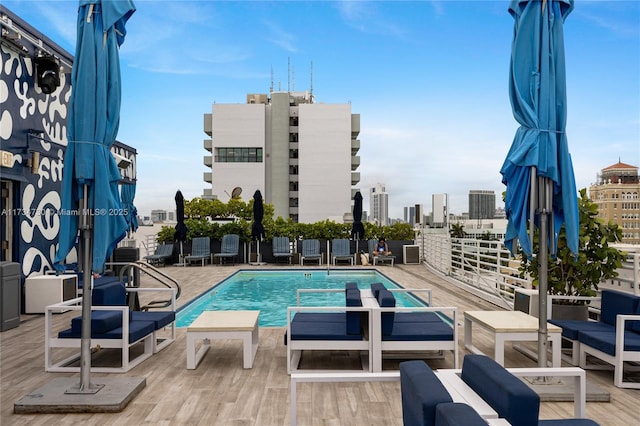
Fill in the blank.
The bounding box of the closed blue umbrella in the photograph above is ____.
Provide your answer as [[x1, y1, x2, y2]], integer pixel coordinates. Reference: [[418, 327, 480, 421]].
[[121, 183, 138, 236], [54, 0, 135, 392], [351, 191, 365, 240], [500, 0, 578, 367]]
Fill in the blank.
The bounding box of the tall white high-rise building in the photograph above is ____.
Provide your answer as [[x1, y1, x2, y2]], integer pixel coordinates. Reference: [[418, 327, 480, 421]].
[[369, 183, 389, 226], [202, 91, 361, 223]]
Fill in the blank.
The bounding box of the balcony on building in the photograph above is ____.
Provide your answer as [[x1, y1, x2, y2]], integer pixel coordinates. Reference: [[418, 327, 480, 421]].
[[351, 156, 360, 170], [351, 138, 360, 155], [203, 155, 212, 167], [203, 172, 212, 183], [203, 113, 212, 136], [202, 188, 213, 199], [351, 172, 360, 186], [204, 139, 212, 152], [351, 114, 360, 138]]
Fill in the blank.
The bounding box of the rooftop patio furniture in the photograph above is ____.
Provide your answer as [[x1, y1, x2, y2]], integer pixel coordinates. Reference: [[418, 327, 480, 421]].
[[371, 287, 458, 371], [401, 355, 597, 426], [286, 285, 371, 373], [300, 239, 322, 265], [272, 236, 292, 264], [212, 234, 239, 265], [143, 243, 174, 267], [368, 238, 395, 266], [331, 238, 354, 265], [549, 289, 640, 389], [185, 236, 212, 266], [45, 280, 176, 373]]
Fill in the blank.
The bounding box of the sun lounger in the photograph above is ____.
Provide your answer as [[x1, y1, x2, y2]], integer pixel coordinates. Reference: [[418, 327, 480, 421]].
[[272, 236, 292, 264], [331, 238, 354, 265], [213, 234, 240, 265], [143, 243, 174, 266], [185, 236, 212, 266], [300, 239, 322, 265]]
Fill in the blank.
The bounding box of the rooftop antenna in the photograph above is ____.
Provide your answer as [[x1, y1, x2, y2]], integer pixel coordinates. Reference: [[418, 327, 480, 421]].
[[310, 60, 313, 97], [287, 57, 290, 92], [270, 65, 274, 93], [292, 63, 295, 91]]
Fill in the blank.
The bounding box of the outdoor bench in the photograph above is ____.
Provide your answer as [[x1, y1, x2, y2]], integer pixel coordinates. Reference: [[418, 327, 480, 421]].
[[45, 280, 175, 373], [401, 355, 598, 426], [549, 289, 640, 388]]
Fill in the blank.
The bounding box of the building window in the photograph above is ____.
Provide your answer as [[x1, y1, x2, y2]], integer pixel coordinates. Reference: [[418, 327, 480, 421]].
[[215, 148, 263, 163]]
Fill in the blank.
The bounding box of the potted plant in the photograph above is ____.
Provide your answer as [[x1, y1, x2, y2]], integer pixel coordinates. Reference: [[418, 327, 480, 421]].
[[519, 188, 626, 320]]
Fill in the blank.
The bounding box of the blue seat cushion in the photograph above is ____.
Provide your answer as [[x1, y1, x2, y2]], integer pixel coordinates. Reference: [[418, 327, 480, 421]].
[[461, 354, 540, 426], [377, 289, 396, 335], [289, 320, 361, 341], [291, 312, 346, 323], [548, 319, 613, 341], [59, 320, 156, 344], [632, 302, 640, 333], [600, 290, 639, 329], [130, 311, 175, 330], [435, 402, 486, 426], [400, 360, 453, 426], [577, 329, 640, 356], [384, 320, 454, 342], [70, 310, 122, 334], [538, 419, 600, 425], [395, 312, 444, 323]]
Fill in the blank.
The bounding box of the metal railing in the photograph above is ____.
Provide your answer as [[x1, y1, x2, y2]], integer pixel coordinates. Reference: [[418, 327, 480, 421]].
[[415, 230, 640, 310]]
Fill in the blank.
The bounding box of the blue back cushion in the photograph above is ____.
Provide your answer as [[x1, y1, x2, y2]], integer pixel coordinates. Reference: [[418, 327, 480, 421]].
[[92, 281, 127, 306], [632, 301, 640, 333], [461, 355, 539, 426], [435, 403, 487, 426], [377, 289, 396, 335], [601, 290, 639, 329], [345, 282, 358, 292], [371, 282, 386, 299], [400, 360, 452, 426], [345, 288, 362, 335]]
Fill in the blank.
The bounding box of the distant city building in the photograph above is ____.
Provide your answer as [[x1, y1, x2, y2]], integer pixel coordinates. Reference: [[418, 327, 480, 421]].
[[589, 161, 640, 245], [432, 194, 448, 228], [468, 190, 495, 220], [202, 90, 361, 223], [151, 209, 168, 222], [404, 206, 415, 226], [369, 183, 388, 226]]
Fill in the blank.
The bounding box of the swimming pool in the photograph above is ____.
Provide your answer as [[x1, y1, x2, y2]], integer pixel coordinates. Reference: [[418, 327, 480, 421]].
[[176, 269, 426, 327]]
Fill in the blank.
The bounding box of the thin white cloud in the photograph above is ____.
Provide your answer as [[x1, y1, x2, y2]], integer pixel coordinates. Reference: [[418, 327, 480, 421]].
[[263, 20, 298, 53]]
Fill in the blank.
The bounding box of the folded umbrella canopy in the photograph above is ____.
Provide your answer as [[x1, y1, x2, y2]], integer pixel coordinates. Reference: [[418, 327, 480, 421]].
[[120, 183, 138, 237], [251, 190, 265, 263], [350, 191, 365, 240], [54, 0, 135, 392], [500, 0, 579, 368]]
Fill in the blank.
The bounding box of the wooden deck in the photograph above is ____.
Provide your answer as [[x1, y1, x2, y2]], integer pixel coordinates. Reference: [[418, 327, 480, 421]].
[[1, 263, 638, 425]]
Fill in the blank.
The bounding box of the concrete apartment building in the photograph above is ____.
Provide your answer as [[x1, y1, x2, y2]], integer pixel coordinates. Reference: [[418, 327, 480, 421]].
[[202, 91, 361, 223], [589, 161, 640, 245], [369, 183, 389, 226], [468, 190, 496, 220]]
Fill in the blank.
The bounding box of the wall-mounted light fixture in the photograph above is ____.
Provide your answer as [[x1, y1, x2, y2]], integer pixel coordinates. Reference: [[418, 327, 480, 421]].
[[29, 151, 40, 174], [34, 54, 60, 94]]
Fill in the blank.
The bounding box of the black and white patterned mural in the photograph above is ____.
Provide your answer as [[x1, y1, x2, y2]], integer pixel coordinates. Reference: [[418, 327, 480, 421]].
[[1, 7, 136, 278]]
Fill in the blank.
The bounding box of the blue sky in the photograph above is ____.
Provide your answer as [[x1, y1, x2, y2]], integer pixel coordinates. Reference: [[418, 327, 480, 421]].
[[4, 0, 639, 219]]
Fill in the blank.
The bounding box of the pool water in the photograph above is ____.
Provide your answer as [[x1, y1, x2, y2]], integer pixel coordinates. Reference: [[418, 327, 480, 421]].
[[176, 269, 426, 327]]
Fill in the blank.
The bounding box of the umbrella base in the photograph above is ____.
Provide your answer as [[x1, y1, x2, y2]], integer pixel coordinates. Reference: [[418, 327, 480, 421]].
[[14, 377, 146, 413]]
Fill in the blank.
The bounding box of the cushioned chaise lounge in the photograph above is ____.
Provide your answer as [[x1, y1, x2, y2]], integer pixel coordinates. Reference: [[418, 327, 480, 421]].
[[286, 284, 370, 373], [143, 243, 174, 266], [331, 238, 354, 265], [300, 239, 322, 265]]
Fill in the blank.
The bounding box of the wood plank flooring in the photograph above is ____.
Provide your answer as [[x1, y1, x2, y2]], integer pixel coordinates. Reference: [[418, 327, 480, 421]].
[[1, 264, 638, 425]]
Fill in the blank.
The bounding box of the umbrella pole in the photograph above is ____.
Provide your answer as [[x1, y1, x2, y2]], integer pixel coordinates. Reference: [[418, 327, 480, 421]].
[[537, 176, 553, 368], [67, 185, 103, 394]]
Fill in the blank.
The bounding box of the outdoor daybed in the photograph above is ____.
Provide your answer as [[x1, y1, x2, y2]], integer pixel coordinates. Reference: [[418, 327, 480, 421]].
[[400, 355, 598, 426], [45, 280, 175, 373], [548, 289, 640, 388], [285, 283, 371, 373]]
